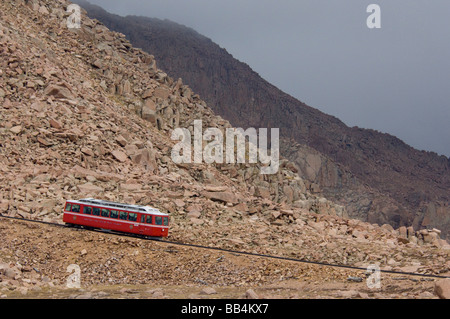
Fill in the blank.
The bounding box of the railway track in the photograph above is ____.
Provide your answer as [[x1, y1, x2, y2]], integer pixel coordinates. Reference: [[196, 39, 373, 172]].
[[1, 213, 449, 280]]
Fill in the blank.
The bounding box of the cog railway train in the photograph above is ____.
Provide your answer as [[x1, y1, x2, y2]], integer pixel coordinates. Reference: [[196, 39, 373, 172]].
[[63, 198, 169, 238]]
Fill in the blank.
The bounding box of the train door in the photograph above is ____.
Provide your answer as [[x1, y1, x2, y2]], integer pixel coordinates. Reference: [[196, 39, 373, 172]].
[[138, 214, 146, 236]]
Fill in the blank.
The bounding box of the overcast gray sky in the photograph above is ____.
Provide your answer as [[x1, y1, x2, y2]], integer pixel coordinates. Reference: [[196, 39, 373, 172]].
[[85, 0, 450, 157]]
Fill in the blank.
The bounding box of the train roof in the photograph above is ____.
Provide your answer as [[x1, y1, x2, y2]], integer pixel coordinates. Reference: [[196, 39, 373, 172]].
[[67, 198, 168, 216]]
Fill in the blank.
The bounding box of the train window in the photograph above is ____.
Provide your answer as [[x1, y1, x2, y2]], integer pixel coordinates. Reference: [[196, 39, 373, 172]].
[[146, 215, 152, 224], [128, 213, 137, 222], [71, 205, 80, 213], [101, 208, 109, 217], [163, 217, 169, 226], [65, 203, 71, 211], [110, 210, 118, 219], [141, 215, 146, 223], [92, 207, 100, 216], [155, 216, 162, 225], [83, 206, 92, 215], [119, 211, 128, 220]]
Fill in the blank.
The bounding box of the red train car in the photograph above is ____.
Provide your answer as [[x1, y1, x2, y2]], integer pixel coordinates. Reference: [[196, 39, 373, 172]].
[[63, 198, 169, 238]]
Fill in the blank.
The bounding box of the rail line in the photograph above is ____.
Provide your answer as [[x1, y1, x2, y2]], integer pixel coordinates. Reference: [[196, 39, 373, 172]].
[[1, 214, 449, 280]]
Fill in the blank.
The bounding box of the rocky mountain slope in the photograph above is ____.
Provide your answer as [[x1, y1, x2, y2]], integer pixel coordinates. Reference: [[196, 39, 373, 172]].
[[0, 0, 449, 299], [73, 0, 450, 240]]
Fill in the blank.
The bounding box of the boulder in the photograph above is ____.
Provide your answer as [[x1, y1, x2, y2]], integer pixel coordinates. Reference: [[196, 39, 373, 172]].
[[131, 148, 157, 172], [202, 191, 239, 205], [398, 226, 407, 238], [255, 186, 271, 198], [200, 288, 217, 295], [119, 184, 142, 192], [0, 200, 9, 213], [272, 211, 281, 219], [142, 105, 157, 124], [122, 80, 132, 95], [44, 84, 74, 100], [244, 289, 259, 299], [49, 118, 63, 129], [381, 224, 395, 233], [407, 226, 415, 239], [0, 263, 18, 280], [204, 185, 228, 192], [435, 279, 450, 299], [115, 135, 128, 147], [422, 231, 440, 245], [153, 87, 170, 100], [38, 6, 49, 15], [77, 183, 104, 194], [10, 126, 22, 134], [111, 150, 128, 163]]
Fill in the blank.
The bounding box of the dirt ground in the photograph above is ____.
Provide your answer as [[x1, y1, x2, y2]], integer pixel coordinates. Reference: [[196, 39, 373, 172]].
[[0, 218, 441, 299]]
